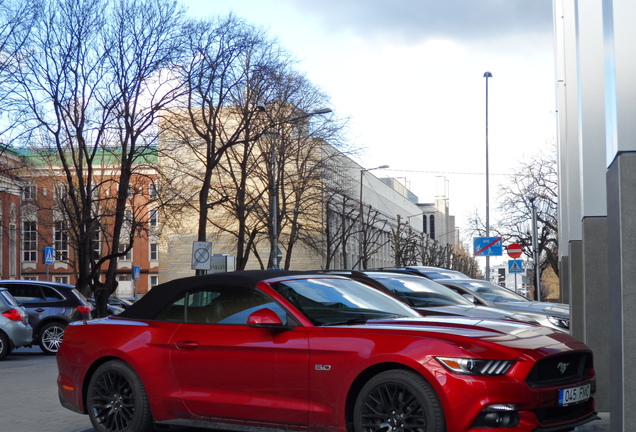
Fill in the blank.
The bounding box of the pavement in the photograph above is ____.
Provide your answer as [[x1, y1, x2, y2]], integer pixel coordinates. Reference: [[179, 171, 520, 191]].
[[575, 412, 610, 431]]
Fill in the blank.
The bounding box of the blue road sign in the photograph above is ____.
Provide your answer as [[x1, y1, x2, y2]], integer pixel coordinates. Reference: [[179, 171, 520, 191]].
[[508, 259, 523, 273], [473, 237, 503, 256], [44, 247, 55, 265], [132, 265, 141, 280]]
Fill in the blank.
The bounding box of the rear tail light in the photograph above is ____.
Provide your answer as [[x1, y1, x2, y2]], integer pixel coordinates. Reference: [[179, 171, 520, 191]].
[[77, 305, 92, 315], [2, 308, 24, 321]]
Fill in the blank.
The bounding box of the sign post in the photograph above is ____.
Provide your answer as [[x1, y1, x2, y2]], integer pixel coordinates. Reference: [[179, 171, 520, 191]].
[[506, 243, 523, 293], [43, 247, 55, 281], [191, 241, 212, 273]]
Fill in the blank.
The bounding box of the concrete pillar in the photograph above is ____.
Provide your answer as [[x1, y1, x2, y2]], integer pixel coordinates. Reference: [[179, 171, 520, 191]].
[[581, 217, 610, 411], [607, 153, 636, 431], [568, 240, 583, 339]]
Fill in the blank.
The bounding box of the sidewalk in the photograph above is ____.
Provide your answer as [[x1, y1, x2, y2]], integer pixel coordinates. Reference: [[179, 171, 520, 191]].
[[575, 412, 610, 431]]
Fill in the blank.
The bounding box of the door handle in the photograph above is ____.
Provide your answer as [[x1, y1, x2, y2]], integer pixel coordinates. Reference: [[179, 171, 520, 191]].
[[175, 340, 200, 349]]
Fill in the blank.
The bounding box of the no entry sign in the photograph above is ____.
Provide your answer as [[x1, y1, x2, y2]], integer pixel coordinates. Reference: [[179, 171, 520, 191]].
[[507, 243, 523, 259]]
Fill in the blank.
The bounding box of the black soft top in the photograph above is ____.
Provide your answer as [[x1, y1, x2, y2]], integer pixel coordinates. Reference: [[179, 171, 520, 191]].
[[117, 270, 312, 320]]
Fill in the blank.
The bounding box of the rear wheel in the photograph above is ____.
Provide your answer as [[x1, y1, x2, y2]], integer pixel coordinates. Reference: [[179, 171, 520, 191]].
[[354, 369, 445, 432], [38, 321, 66, 354], [87, 360, 153, 432], [0, 332, 11, 360]]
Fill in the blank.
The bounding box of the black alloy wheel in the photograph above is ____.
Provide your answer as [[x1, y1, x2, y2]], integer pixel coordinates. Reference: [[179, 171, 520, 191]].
[[38, 321, 66, 354], [87, 360, 153, 432], [354, 369, 445, 432]]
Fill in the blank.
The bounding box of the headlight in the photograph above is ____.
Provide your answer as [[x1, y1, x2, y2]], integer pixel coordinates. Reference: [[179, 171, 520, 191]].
[[436, 357, 514, 376], [547, 315, 570, 329]]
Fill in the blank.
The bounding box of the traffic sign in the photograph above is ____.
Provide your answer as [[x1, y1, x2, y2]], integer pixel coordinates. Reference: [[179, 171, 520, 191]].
[[43, 247, 55, 265], [473, 237, 502, 256], [132, 265, 140, 280], [191, 241, 212, 270], [508, 259, 523, 273], [506, 243, 523, 259]]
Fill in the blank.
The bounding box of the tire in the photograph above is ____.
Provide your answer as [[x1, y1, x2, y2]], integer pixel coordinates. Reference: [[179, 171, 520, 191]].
[[87, 360, 153, 432], [353, 369, 445, 432], [0, 332, 11, 360], [38, 321, 66, 355]]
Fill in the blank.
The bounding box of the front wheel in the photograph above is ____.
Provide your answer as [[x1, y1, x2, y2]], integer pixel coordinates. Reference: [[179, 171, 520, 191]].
[[353, 369, 445, 432], [38, 321, 67, 354], [87, 360, 153, 432]]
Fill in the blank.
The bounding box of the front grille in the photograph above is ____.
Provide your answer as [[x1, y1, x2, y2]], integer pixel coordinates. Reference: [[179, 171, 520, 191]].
[[526, 352, 593, 387]]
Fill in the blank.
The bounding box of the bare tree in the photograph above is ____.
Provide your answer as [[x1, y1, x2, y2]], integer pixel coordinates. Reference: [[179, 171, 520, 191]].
[[469, 144, 558, 294], [5, 0, 186, 316], [159, 15, 279, 272]]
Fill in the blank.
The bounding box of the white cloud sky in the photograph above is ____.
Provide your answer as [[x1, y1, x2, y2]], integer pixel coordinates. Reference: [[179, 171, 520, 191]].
[[179, 0, 557, 238]]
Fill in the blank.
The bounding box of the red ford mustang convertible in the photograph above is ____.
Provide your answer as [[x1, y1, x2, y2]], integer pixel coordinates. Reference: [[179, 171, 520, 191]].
[[57, 271, 597, 432]]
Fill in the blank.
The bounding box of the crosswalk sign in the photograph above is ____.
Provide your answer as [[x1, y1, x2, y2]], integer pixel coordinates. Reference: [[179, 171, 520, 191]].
[[508, 259, 523, 273], [44, 247, 55, 265]]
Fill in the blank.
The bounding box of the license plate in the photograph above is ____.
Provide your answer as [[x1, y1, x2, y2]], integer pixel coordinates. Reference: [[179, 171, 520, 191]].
[[558, 384, 591, 406]]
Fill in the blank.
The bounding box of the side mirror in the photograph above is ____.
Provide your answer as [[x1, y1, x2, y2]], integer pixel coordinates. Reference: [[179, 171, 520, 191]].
[[247, 308, 287, 328]]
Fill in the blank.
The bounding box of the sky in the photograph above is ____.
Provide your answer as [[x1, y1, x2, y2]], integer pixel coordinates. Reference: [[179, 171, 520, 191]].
[[179, 0, 557, 242]]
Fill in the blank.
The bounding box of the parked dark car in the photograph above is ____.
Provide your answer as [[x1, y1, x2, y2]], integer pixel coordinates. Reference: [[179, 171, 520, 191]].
[[57, 271, 596, 432], [440, 278, 571, 332], [325, 270, 538, 323], [372, 265, 471, 280], [0, 287, 33, 359], [0, 280, 92, 354], [86, 298, 125, 316], [106, 297, 137, 309]]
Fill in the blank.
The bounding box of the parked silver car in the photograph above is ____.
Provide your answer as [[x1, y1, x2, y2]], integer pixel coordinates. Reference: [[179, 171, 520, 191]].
[[0, 288, 33, 359], [440, 278, 570, 332]]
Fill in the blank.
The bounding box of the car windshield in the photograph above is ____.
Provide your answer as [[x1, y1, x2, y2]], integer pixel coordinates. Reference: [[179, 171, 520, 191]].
[[365, 273, 474, 308], [270, 277, 420, 326], [461, 281, 529, 302]]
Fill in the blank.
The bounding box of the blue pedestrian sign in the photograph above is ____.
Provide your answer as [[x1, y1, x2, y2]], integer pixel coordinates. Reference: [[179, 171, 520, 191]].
[[132, 265, 141, 280], [508, 259, 523, 273], [44, 247, 55, 265], [473, 237, 503, 256]]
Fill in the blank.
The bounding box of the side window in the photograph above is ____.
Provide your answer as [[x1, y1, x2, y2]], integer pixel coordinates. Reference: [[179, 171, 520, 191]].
[[4, 284, 43, 303], [154, 287, 288, 325], [41, 286, 65, 302]]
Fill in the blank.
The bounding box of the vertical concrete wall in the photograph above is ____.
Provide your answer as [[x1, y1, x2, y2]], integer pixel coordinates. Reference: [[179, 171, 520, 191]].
[[582, 217, 610, 411], [607, 153, 636, 431]]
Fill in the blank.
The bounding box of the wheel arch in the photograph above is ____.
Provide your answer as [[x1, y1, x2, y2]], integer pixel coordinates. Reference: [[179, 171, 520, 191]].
[[34, 317, 70, 336], [345, 362, 428, 429], [81, 356, 134, 414]]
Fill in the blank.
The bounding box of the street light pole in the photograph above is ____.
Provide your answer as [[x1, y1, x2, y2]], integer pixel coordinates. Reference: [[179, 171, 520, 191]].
[[260, 106, 332, 269], [484, 71, 492, 282], [359, 164, 389, 269]]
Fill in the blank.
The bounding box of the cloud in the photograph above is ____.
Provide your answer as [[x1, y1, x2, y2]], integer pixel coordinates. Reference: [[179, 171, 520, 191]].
[[282, 0, 553, 44]]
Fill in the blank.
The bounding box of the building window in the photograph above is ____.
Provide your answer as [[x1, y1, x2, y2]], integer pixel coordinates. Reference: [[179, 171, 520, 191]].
[[55, 184, 68, 200], [23, 185, 37, 201], [92, 229, 101, 261], [149, 209, 158, 227], [124, 209, 133, 226], [149, 183, 158, 198], [54, 276, 69, 284], [150, 243, 158, 260], [429, 215, 435, 240], [118, 244, 132, 261], [117, 274, 132, 282], [55, 221, 69, 261], [150, 276, 158, 288], [22, 221, 37, 262], [22, 276, 37, 281]]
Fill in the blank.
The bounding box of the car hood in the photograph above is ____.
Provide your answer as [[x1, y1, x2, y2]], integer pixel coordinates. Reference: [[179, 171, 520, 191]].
[[416, 305, 538, 323], [493, 301, 570, 317], [358, 315, 585, 355]]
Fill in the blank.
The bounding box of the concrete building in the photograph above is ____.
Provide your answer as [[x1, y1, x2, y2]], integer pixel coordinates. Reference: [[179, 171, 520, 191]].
[[554, 0, 636, 424]]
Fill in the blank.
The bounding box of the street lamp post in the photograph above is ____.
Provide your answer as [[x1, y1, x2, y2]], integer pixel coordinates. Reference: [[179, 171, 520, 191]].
[[483, 71, 492, 282], [359, 165, 389, 269], [259, 106, 332, 269]]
